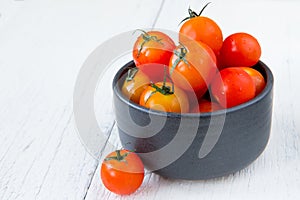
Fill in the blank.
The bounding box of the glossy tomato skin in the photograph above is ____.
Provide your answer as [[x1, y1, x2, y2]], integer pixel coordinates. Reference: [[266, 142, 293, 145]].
[[121, 68, 150, 104], [139, 82, 189, 113], [210, 67, 256, 108], [179, 16, 223, 55], [169, 41, 217, 98], [220, 32, 261, 68], [241, 67, 266, 95], [133, 31, 176, 82], [190, 99, 222, 113], [101, 150, 144, 195]]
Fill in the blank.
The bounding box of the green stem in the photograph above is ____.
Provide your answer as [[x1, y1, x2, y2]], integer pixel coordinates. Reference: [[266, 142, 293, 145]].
[[150, 65, 174, 96], [169, 44, 189, 76], [104, 150, 130, 162], [126, 68, 138, 81], [179, 2, 211, 25], [116, 150, 122, 160], [134, 29, 164, 58]]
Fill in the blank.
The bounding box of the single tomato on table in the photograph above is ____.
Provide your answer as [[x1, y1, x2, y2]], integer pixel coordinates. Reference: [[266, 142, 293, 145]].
[[121, 68, 150, 104], [210, 67, 256, 108], [169, 41, 217, 98], [139, 82, 189, 113], [101, 149, 144, 195], [133, 30, 176, 82], [179, 4, 223, 55], [219, 32, 261, 68]]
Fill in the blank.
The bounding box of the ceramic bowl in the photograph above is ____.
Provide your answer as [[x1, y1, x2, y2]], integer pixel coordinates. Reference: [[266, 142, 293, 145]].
[[112, 60, 273, 180]]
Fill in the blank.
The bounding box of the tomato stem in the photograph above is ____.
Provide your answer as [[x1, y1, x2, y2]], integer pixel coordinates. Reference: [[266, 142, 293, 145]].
[[116, 150, 122, 160], [179, 2, 211, 25], [126, 68, 138, 81], [134, 29, 164, 58], [151, 83, 173, 95], [169, 44, 189, 75], [104, 150, 130, 162], [198, 2, 211, 16], [163, 66, 167, 88], [150, 66, 174, 96]]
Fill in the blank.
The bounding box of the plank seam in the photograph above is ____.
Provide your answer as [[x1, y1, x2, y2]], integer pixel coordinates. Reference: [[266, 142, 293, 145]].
[[82, 121, 115, 200], [34, 112, 73, 199], [151, 0, 166, 28]]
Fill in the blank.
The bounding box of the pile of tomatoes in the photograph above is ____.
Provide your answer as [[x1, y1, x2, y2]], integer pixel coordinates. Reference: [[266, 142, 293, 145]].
[[122, 5, 266, 113], [102, 5, 266, 195]]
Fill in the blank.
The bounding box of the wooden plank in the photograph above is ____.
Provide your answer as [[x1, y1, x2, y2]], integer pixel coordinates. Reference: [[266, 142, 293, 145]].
[[0, 0, 26, 30], [0, 0, 164, 199]]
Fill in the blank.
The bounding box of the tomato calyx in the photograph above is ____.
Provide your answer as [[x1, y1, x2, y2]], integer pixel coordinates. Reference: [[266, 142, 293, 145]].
[[170, 44, 189, 75], [179, 2, 211, 25], [104, 150, 131, 163], [134, 29, 164, 58], [151, 83, 173, 95], [126, 68, 139, 82], [150, 67, 174, 96]]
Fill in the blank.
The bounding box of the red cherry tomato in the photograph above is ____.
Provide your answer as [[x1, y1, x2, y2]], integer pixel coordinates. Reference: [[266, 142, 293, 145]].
[[241, 67, 266, 95], [220, 32, 261, 68], [179, 6, 223, 55], [190, 99, 222, 113], [169, 41, 217, 98], [210, 67, 256, 108], [133, 30, 176, 82], [101, 149, 144, 195]]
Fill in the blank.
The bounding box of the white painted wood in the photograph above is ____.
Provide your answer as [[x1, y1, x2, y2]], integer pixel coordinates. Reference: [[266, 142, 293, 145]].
[[0, 0, 26, 30], [1, 0, 300, 200], [0, 0, 163, 199]]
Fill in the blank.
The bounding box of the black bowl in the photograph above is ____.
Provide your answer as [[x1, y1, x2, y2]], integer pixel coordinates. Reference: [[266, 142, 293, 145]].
[[112, 60, 273, 180]]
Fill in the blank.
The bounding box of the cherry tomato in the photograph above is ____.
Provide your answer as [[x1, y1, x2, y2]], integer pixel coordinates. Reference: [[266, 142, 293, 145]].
[[241, 67, 266, 95], [139, 82, 189, 113], [210, 67, 256, 108], [121, 68, 150, 104], [133, 30, 176, 82], [101, 149, 144, 195], [169, 41, 217, 98], [190, 99, 222, 113], [220, 32, 261, 68], [179, 6, 223, 55], [195, 41, 217, 64]]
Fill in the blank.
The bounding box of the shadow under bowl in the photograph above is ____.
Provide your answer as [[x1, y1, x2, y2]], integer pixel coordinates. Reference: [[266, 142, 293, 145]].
[[112, 60, 274, 180]]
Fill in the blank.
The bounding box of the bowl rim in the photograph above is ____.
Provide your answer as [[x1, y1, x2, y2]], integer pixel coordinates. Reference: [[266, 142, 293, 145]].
[[112, 60, 274, 118]]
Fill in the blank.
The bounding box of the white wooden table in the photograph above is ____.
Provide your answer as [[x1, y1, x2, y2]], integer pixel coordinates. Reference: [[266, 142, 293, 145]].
[[1, 0, 300, 199]]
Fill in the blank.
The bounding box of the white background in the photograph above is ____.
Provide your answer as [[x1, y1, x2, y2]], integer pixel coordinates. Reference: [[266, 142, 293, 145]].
[[0, 0, 300, 199]]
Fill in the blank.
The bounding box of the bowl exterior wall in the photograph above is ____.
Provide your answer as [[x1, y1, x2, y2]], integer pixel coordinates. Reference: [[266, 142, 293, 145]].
[[113, 61, 273, 180]]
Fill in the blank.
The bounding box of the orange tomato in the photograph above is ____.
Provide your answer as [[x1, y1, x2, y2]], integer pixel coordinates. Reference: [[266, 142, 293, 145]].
[[133, 30, 176, 82], [139, 82, 189, 113], [241, 67, 266, 95], [122, 68, 150, 104], [101, 149, 144, 195], [169, 41, 217, 98], [179, 7, 223, 55]]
